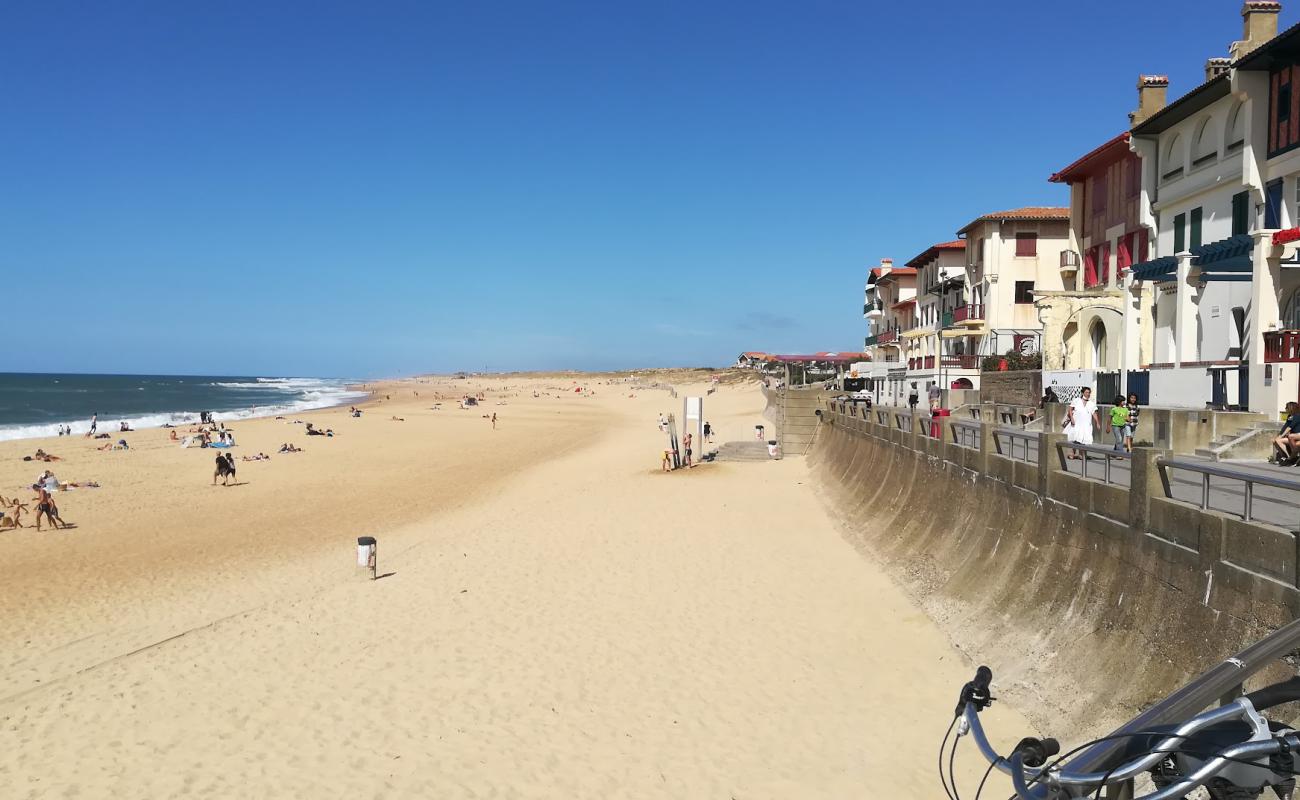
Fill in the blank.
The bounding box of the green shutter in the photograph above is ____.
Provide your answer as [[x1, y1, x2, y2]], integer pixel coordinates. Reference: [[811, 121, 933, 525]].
[[1232, 192, 1249, 236], [1190, 207, 1203, 249], [1174, 213, 1186, 252]]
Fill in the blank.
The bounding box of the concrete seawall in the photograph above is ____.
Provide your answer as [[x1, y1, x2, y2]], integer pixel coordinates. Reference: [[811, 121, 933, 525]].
[[809, 405, 1299, 736]]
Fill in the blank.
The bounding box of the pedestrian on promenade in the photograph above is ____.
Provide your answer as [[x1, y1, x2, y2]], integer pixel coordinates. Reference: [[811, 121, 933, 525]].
[[907, 384, 919, 412], [1107, 395, 1128, 452], [1125, 393, 1140, 451], [1063, 387, 1099, 460], [928, 382, 941, 412], [1271, 402, 1300, 465]]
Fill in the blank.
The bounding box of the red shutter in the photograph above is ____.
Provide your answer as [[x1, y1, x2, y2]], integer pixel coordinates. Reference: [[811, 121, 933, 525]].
[[1084, 247, 1098, 288], [1100, 242, 1111, 286], [1138, 228, 1149, 261], [1016, 233, 1037, 257], [1272, 71, 1280, 152], [1118, 233, 1133, 274]]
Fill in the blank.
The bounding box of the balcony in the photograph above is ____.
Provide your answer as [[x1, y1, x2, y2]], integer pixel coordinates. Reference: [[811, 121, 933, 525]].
[[941, 311, 954, 328], [877, 329, 899, 344], [864, 302, 882, 319], [953, 304, 984, 324], [940, 354, 980, 369], [1265, 330, 1300, 362]]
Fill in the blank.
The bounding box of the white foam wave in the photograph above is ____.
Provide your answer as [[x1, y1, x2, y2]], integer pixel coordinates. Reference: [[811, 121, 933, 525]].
[[0, 382, 367, 442]]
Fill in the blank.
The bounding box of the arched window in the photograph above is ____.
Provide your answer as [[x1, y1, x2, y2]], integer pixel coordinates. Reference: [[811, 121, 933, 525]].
[[1162, 133, 1184, 181], [1227, 101, 1246, 151], [1090, 320, 1108, 369], [1192, 116, 1218, 166]]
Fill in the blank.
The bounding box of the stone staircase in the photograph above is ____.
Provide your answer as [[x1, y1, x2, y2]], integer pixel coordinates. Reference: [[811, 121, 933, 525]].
[[1194, 419, 1279, 461], [711, 440, 774, 462]]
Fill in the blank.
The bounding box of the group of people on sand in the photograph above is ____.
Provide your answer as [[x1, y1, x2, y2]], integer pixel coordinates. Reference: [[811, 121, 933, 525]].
[[213, 452, 238, 486], [24, 448, 61, 462], [0, 483, 70, 531]]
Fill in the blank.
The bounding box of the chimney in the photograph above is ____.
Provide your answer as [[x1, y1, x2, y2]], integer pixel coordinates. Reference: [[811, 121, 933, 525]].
[[880, 258, 893, 272], [1205, 57, 1231, 81], [1234, 1, 1282, 58], [1130, 75, 1169, 127]]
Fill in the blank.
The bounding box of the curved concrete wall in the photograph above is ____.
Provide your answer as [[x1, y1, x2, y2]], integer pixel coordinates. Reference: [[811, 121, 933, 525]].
[[808, 418, 1296, 737]]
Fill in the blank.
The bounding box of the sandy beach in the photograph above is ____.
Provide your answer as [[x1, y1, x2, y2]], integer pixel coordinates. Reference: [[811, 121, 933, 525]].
[[0, 373, 1030, 798]]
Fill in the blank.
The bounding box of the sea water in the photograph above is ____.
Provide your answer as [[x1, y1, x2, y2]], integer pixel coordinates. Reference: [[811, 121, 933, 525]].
[[0, 373, 369, 441]]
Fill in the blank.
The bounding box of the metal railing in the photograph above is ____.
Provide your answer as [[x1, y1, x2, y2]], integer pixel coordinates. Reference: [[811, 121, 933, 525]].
[[1055, 441, 1132, 486], [950, 419, 981, 450], [1157, 456, 1300, 523], [994, 427, 1038, 463]]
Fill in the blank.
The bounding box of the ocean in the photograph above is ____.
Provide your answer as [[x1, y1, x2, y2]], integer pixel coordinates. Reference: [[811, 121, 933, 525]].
[[0, 373, 369, 441]]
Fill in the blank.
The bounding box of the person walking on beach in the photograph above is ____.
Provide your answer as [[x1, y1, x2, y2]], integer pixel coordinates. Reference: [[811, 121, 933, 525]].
[[683, 432, 693, 468], [491, 413, 497, 430], [214, 453, 234, 486], [703, 421, 712, 443], [31, 484, 60, 531], [87, 412, 97, 438]]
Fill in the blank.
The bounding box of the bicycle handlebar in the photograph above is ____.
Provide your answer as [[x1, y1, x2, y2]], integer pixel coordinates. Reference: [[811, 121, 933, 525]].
[[957, 667, 1297, 799]]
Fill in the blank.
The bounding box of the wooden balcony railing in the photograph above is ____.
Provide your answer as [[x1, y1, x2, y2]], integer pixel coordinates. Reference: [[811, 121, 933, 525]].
[[877, 330, 899, 344], [1265, 330, 1300, 362], [923, 356, 935, 369], [953, 304, 984, 323]]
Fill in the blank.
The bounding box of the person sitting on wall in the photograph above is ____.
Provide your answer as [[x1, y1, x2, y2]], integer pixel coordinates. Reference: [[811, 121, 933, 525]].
[[1272, 402, 1300, 465]]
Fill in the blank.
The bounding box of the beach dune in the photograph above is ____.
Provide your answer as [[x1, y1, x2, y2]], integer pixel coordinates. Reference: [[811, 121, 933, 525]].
[[0, 374, 1030, 798]]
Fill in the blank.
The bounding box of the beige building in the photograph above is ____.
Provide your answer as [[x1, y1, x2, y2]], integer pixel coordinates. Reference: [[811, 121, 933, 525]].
[[956, 207, 1071, 358]]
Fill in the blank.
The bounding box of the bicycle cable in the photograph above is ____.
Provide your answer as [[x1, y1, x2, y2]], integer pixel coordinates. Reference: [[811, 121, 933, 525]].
[[950, 725, 964, 800], [973, 757, 1001, 800], [940, 717, 958, 800]]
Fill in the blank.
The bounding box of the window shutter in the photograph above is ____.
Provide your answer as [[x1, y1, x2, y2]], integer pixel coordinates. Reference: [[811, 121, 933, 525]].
[[1174, 213, 1186, 253], [1015, 233, 1037, 257], [1190, 207, 1203, 250]]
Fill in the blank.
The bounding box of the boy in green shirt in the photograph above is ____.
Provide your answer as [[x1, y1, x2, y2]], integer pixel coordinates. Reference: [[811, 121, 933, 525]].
[[1107, 396, 1128, 452]]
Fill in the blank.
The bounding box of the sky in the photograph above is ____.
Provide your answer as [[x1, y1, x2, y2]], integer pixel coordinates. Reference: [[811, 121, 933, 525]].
[[0, 0, 1284, 377]]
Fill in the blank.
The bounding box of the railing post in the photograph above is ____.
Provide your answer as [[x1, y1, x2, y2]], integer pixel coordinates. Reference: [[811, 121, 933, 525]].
[[941, 416, 956, 464], [979, 421, 995, 476], [1129, 447, 1171, 531], [1039, 432, 1066, 498]]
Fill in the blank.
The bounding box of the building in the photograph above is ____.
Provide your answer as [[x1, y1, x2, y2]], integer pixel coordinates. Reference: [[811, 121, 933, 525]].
[[863, 258, 916, 404], [903, 240, 981, 391], [1038, 133, 1150, 376], [1127, 1, 1283, 410], [956, 207, 1071, 359]]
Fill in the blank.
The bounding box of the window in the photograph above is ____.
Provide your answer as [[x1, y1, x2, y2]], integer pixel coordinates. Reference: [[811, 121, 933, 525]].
[[1014, 281, 1035, 304], [1192, 117, 1218, 166], [1232, 191, 1251, 236], [1173, 212, 1186, 252], [1126, 159, 1141, 198], [1190, 207, 1203, 250], [1227, 101, 1246, 150], [1162, 133, 1184, 181], [1015, 233, 1037, 257]]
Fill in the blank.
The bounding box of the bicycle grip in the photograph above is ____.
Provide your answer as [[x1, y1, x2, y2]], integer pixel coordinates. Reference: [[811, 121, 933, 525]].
[[1245, 676, 1300, 711], [973, 666, 992, 693]]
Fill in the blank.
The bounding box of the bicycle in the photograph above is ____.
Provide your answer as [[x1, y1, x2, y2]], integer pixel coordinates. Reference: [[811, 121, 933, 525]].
[[946, 664, 1300, 799]]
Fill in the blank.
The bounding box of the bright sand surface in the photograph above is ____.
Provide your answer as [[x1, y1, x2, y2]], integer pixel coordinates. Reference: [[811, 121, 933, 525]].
[[0, 374, 1031, 798]]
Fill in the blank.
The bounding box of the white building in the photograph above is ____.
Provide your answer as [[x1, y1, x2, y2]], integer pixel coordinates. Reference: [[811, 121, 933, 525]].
[[863, 258, 916, 405], [904, 240, 981, 391]]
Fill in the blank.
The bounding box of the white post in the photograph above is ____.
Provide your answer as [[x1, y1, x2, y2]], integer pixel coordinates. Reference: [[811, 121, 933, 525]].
[[1173, 251, 1196, 367], [1249, 229, 1283, 413]]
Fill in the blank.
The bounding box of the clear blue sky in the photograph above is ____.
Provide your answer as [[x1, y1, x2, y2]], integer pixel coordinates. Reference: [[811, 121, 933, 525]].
[[0, 0, 1277, 377]]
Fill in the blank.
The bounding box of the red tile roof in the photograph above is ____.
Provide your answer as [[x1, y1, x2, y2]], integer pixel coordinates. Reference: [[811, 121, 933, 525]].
[[906, 239, 967, 268], [890, 298, 917, 310], [874, 266, 917, 282], [957, 206, 1069, 235], [1049, 132, 1131, 184]]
